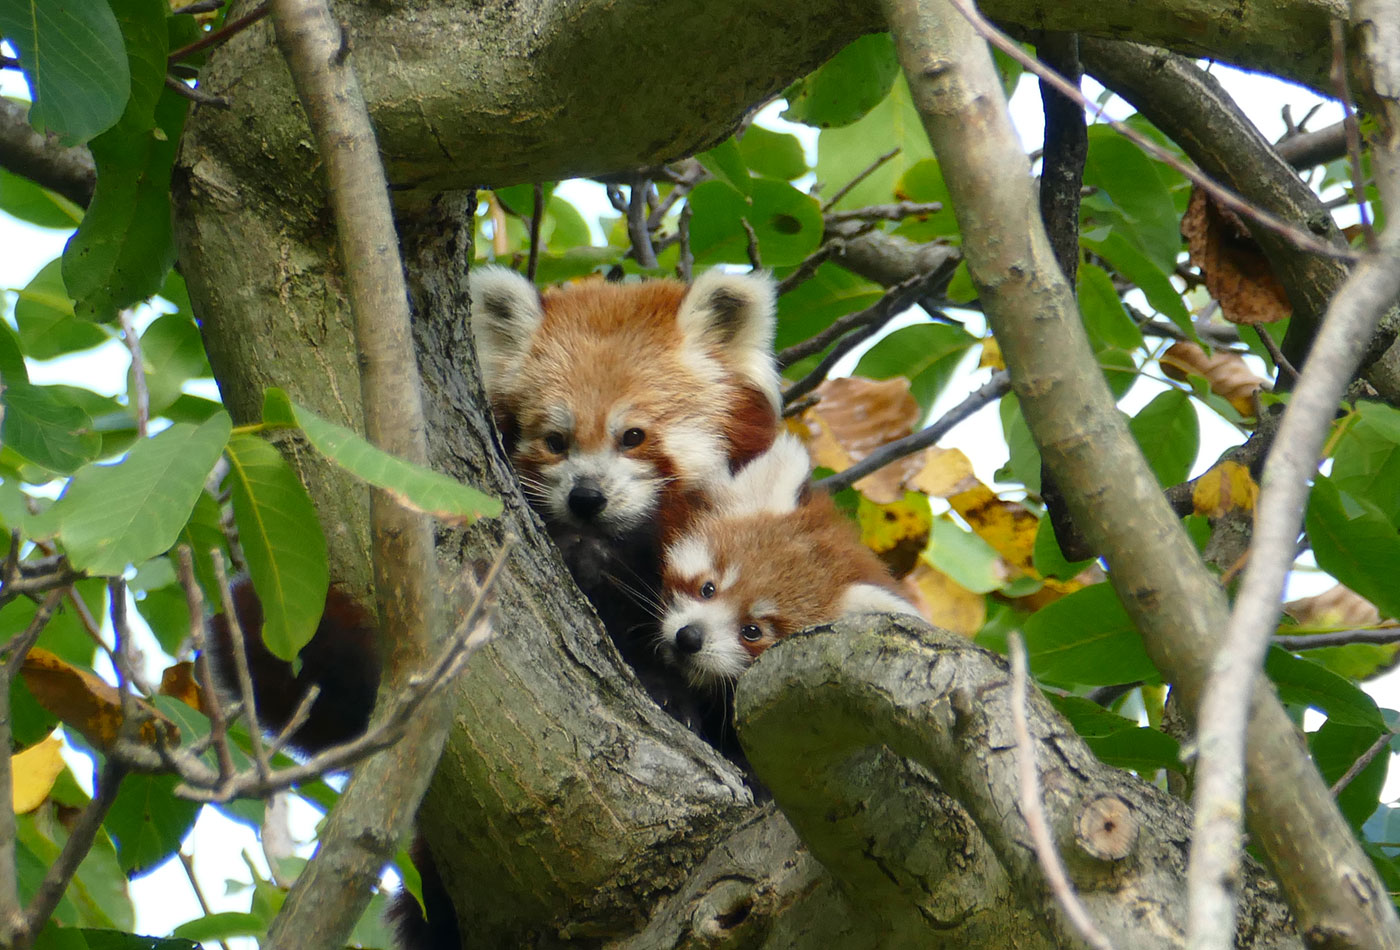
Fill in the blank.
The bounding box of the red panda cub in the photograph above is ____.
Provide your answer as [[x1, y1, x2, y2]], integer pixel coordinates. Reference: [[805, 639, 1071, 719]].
[[469, 267, 782, 717], [659, 433, 919, 686]]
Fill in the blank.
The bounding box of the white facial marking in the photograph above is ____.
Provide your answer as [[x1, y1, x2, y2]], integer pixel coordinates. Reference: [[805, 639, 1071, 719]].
[[720, 564, 741, 590], [541, 449, 658, 531], [665, 535, 714, 582], [749, 597, 779, 620], [839, 583, 921, 618], [657, 422, 729, 488], [717, 433, 811, 517], [659, 597, 750, 685]]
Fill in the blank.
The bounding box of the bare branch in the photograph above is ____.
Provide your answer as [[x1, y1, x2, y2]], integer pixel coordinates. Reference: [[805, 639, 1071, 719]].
[[120, 310, 150, 439], [1331, 20, 1375, 249], [1331, 728, 1396, 797], [178, 547, 237, 784], [1274, 625, 1400, 650], [628, 175, 658, 268], [1275, 120, 1348, 169], [676, 202, 694, 283], [163, 74, 231, 109], [823, 201, 943, 223], [526, 182, 544, 282], [0, 98, 95, 208], [774, 240, 841, 297], [177, 851, 231, 950], [739, 217, 762, 270], [816, 370, 1010, 494], [1009, 633, 1116, 950], [211, 552, 272, 781], [168, 2, 270, 63]]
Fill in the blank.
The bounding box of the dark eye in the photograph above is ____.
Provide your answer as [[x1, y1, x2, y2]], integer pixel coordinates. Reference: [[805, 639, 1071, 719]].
[[621, 427, 645, 448], [740, 624, 763, 642], [700, 581, 715, 599], [544, 432, 568, 453]]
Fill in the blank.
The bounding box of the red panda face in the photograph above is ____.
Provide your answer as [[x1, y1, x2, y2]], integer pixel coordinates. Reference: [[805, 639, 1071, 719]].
[[658, 434, 919, 687], [470, 267, 782, 540]]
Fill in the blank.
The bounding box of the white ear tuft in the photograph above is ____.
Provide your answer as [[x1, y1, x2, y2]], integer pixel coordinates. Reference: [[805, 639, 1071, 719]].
[[717, 433, 812, 517], [839, 583, 922, 618], [469, 266, 545, 392], [677, 269, 780, 410]]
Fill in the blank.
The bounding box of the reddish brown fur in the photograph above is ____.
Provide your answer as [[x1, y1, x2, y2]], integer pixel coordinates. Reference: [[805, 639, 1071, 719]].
[[665, 489, 903, 659]]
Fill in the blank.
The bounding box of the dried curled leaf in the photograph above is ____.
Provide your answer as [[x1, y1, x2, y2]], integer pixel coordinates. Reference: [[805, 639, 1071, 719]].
[[158, 661, 205, 714], [1192, 460, 1259, 518], [796, 376, 923, 503], [1285, 584, 1384, 628], [21, 647, 177, 751], [1181, 187, 1291, 325], [12, 734, 65, 814], [1161, 342, 1266, 417]]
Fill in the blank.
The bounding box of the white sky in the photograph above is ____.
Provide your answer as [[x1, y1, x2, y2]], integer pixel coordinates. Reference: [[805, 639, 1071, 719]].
[[1, 55, 1390, 943]]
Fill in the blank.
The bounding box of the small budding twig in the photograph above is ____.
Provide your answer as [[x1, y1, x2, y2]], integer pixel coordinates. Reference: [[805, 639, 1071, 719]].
[[178, 547, 237, 784], [211, 551, 272, 781], [740, 217, 762, 271], [1008, 633, 1116, 950]]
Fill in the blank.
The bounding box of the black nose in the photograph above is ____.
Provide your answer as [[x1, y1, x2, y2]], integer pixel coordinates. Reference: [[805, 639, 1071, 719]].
[[675, 625, 704, 654], [568, 481, 607, 519]]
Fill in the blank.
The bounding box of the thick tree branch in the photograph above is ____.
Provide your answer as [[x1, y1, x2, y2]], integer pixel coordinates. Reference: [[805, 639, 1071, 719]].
[[883, 0, 1400, 944], [261, 0, 449, 946], [0, 99, 95, 208], [737, 619, 1301, 948]]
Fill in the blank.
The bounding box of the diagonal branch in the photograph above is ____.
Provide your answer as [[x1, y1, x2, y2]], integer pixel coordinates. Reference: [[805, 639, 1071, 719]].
[[0, 99, 94, 208]]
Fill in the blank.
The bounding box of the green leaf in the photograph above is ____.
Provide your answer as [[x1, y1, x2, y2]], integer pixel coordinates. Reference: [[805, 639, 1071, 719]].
[[738, 125, 808, 181], [1076, 262, 1142, 352], [47, 931, 199, 950], [782, 33, 899, 129], [137, 311, 211, 413], [1127, 389, 1198, 488], [1032, 515, 1094, 580], [175, 489, 227, 603], [1310, 717, 1391, 831], [773, 262, 882, 353], [63, 84, 188, 322], [1332, 401, 1400, 528], [0, 167, 85, 228], [1, 382, 103, 473], [18, 799, 132, 930], [1084, 232, 1192, 337], [891, 159, 959, 242], [1266, 647, 1385, 729], [1082, 125, 1184, 271], [687, 178, 823, 267], [922, 516, 1002, 594], [997, 395, 1040, 494], [14, 258, 108, 359], [265, 390, 502, 524], [54, 413, 232, 575], [224, 432, 328, 661], [696, 138, 750, 196], [0, 319, 29, 384], [1047, 695, 1181, 774], [543, 196, 591, 249], [1022, 583, 1159, 687], [1306, 477, 1400, 623], [853, 322, 975, 411], [0, 0, 130, 144], [133, 583, 190, 655], [814, 73, 933, 211], [104, 772, 201, 875], [172, 912, 266, 942]]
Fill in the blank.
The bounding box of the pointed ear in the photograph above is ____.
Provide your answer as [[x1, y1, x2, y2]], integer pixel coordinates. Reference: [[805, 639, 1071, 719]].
[[839, 583, 922, 618], [470, 266, 544, 390], [718, 433, 812, 516], [677, 269, 780, 410]]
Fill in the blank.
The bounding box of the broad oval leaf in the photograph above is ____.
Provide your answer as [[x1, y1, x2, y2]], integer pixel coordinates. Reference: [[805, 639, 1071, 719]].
[[781, 32, 899, 129], [0, 0, 130, 144], [1306, 476, 1400, 623], [2, 382, 103, 473], [224, 432, 329, 662], [1022, 582, 1159, 686], [738, 125, 808, 182], [265, 389, 502, 525], [1266, 646, 1385, 729], [14, 259, 108, 359], [103, 772, 200, 876], [814, 74, 932, 211], [1127, 389, 1199, 488], [0, 167, 85, 228], [853, 322, 976, 412], [1332, 401, 1400, 529], [54, 412, 232, 575]]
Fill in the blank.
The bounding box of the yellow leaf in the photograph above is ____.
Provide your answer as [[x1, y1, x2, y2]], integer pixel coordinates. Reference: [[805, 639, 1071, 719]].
[[12, 735, 65, 814], [904, 562, 985, 636], [947, 484, 1039, 573], [1192, 460, 1259, 518], [857, 492, 932, 578], [910, 446, 979, 498], [979, 335, 1004, 370], [21, 648, 178, 751]]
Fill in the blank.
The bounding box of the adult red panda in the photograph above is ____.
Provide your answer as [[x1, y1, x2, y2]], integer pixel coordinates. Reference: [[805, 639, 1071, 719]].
[[659, 433, 919, 688], [469, 267, 782, 721]]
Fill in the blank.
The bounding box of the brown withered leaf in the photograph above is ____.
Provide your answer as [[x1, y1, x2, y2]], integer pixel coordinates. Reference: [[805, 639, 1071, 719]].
[[1192, 460, 1259, 518], [159, 661, 205, 714], [797, 376, 923, 504], [1181, 187, 1291, 325], [902, 562, 985, 637], [1285, 584, 1384, 628], [21, 647, 178, 752], [1161, 342, 1266, 417]]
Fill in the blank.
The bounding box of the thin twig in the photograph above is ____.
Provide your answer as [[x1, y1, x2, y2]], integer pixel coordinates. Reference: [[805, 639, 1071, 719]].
[[172, 0, 226, 14], [163, 74, 230, 109], [0, 56, 21, 70], [3, 591, 64, 680], [821, 147, 900, 211], [647, 165, 703, 230], [177, 547, 236, 784], [676, 203, 694, 283], [168, 2, 270, 63], [739, 217, 762, 271], [1253, 326, 1300, 387], [1331, 20, 1375, 250], [1331, 729, 1395, 797], [266, 685, 321, 758], [628, 176, 658, 268], [211, 552, 271, 781], [176, 851, 232, 950], [1274, 625, 1400, 650], [775, 241, 841, 297], [1008, 633, 1116, 950], [947, 0, 1355, 263], [119, 310, 150, 439], [823, 201, 943, 223], [17, 762, 127, 948], [815, 371, 1011, 494], [526, 182, 544, 283]]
